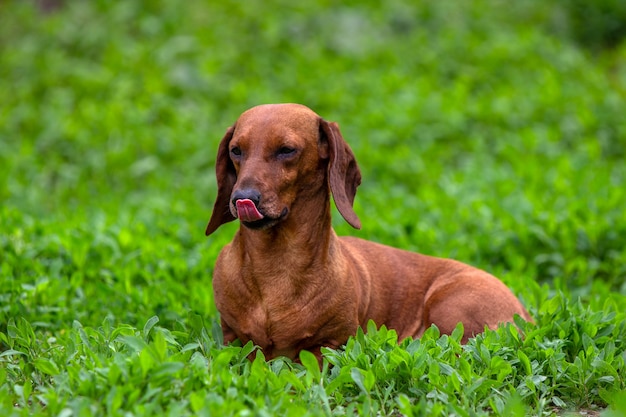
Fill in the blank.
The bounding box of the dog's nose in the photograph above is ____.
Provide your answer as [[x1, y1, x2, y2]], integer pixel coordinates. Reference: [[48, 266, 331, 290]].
[[232, 189, 261, 206]]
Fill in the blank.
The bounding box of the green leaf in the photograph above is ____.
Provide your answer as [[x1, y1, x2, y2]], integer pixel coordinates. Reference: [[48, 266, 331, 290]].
[[502, 392, 527, 417], [517, 350, 532, 375], [279, 368, 305, 392], [0, 349, 26, 358], [189, 390, 206, 413], [143, 315, 159, 339], [33, 357, 60, 375], [351, 368, 375, 394], [450, 322, 464, 342], [299, 350, 321, 383], [211, 319, 224, 346], [140, 348, 155, 375], [117, 335, 147, 353], [239, 341, 257, 360], [22, 380, 32, 405], [73, 320, 93, 351], [153, 362, 185, 379], [106, 386, 123, 413]]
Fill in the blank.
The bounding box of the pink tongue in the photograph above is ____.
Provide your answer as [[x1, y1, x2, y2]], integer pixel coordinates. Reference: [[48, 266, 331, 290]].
[[236, 199, 264, 222]]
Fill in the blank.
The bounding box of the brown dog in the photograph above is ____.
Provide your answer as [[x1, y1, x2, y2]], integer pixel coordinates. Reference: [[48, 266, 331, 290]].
[[206, 103, 531, 361]]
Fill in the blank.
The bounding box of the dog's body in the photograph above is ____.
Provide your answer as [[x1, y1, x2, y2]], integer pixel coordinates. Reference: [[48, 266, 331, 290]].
[[206, 103, 531, 361]]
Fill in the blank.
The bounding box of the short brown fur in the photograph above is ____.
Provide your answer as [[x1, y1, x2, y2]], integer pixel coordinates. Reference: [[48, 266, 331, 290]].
[[206, 103, 531, 361]]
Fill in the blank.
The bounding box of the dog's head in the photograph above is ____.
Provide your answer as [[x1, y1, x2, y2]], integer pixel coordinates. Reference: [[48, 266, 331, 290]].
[[206, 103, 361, 235]]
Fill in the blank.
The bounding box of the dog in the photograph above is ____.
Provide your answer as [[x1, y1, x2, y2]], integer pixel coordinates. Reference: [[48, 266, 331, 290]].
[[205, 103, 531, 361]]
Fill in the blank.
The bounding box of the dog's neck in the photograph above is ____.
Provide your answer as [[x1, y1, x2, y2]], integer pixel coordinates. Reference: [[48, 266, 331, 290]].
[[233, 191, 337, 292]]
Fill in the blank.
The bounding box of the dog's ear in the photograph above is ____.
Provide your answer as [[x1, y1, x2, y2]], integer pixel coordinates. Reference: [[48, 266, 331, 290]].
[[320, 120, 362, 229], [206, 125, 237, 236]]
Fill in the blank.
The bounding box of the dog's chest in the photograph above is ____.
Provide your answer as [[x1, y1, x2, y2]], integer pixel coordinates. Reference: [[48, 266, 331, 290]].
[[230, 298, 318, 353], [214, 249, 348, 358]]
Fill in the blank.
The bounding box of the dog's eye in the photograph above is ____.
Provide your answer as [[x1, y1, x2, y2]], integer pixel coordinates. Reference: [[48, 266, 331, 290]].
[[277, 147, 296, 158], [230, 147, 242, 157]]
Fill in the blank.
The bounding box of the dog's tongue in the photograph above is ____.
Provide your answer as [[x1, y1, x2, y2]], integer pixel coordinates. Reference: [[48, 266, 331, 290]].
[[236, 199, 264, 222]]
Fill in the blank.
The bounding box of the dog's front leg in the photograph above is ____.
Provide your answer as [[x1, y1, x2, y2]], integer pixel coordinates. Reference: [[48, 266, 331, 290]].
[[220, 317, 238, 345]]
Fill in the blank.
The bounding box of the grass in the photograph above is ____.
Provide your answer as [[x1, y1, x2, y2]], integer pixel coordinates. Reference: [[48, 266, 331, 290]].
[[1, 0, 625, 415]]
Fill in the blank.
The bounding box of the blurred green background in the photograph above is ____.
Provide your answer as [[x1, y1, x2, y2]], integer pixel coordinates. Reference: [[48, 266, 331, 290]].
[[1, 0, 625, 330]]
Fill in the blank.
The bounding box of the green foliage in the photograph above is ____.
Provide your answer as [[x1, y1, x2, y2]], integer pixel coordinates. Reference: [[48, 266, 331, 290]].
[[1, 0, 625, 415], [559, 0, 626, 50], [1, 314, 623, 416]]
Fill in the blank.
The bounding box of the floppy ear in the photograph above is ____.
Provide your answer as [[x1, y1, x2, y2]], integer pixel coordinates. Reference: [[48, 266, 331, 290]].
[[205, 125, 237, 236], [320, 120, 362, 229]]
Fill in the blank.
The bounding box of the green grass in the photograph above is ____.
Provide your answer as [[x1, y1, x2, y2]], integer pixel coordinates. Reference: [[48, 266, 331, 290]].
[[1, 0, 626, 415]]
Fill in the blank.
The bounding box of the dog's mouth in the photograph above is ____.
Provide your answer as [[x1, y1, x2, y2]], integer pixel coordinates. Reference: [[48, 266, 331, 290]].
[[236, 199, 288, 230], [236, 199, 264, 222]]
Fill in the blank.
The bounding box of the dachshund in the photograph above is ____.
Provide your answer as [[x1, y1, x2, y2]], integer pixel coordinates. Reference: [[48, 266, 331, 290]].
[[206, 103, 531, 361]]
